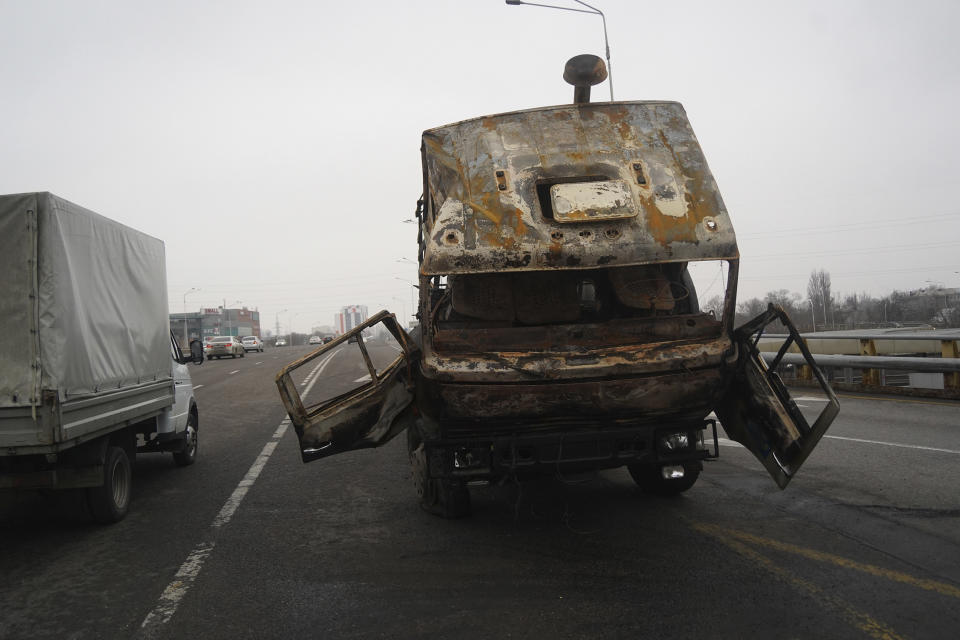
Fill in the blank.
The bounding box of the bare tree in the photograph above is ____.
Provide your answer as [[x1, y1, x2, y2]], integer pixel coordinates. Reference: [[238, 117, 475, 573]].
[[807, 269, 833, 329], [736, 297, 766, 326], [703, 295, 724, 320]]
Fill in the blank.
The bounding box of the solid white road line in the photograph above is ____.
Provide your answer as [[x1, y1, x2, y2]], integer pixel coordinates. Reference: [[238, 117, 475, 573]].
[[229, 370, 239, 375], [718, 436, 960, 455], [192, 385, 204, 390], [138, 350, 338, 636], [824, 434, 960, 455]]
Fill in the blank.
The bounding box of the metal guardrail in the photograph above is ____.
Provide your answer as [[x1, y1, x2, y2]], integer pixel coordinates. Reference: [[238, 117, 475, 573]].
[[761, 352, 960, 373], [757, 329, 960, 396], [763, 331, 960, 341]]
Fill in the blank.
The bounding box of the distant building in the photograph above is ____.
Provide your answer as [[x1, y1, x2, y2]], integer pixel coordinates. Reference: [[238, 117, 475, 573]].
[[170, 306, 261, 341], [336, 305, 368, 335]]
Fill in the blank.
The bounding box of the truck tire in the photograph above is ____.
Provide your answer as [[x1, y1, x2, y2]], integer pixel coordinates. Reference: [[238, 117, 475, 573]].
[[408, 427, 470, 518], [173, 413, 198, 467], [87, 446, 132, 523], [627, 462, 699, 496]]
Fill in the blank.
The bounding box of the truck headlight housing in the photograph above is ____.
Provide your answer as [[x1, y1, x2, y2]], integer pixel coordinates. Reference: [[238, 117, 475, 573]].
[[658, 430, 691, 453]]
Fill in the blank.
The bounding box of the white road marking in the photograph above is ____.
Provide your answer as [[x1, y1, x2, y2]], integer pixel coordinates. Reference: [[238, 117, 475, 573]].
[[793, 396, 829, 402], [210, 441, 279, 528], [192, 384, 204, 390], [139, 350, 337, 635], [229, 370, 239, 375], [272, 418, 291, 440], [256, 362, 263, 365], [718, 435, 960, 455], [354, 375, 372, 383], [300, 351, 339, 387], [824, 434, 960, 455]]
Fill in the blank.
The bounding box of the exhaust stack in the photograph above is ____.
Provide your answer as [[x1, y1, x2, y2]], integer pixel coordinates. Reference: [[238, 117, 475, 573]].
[[563, 54, 608, 104]]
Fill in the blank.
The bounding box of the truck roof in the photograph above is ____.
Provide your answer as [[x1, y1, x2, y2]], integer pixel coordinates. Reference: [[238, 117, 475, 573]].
[[420, 101, 739, 275]]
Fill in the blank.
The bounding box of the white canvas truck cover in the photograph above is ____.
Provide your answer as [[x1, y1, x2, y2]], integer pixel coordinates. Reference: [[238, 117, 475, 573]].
[[0, 192, 170, 409]]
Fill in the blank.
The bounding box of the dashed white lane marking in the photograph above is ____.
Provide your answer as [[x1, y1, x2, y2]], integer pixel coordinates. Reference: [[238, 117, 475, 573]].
[[718, 436, 960, 455], [229, 370, 239, 375], [255, 362, 263, 365], [300, 350, 339, 387], [192, 385, 204, 390], [354, 375, 372, 383], [139, 350, 338, 635]]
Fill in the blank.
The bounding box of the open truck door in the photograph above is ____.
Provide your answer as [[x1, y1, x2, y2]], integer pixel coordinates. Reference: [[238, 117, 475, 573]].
[[275, 311, 418, 463], [715, 305, 840, 489]]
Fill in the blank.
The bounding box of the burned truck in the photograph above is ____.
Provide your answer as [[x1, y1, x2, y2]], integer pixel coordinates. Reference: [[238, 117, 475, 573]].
[[277, 55, 838, 517]]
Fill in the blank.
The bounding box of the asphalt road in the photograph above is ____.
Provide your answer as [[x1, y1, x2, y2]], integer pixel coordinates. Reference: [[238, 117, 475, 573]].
[[1, 344, 958, 639]]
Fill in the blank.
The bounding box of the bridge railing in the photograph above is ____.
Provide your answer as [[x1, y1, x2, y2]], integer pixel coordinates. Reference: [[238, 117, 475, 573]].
[[759, 331, 960, 399]]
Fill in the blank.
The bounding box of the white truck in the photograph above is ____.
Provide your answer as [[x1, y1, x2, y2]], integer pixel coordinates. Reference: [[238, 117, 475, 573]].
[[0, 192, 200, 523]]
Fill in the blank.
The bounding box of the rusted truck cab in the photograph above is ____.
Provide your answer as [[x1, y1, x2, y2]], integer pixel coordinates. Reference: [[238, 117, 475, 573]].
[[277, 56, 838, 517]]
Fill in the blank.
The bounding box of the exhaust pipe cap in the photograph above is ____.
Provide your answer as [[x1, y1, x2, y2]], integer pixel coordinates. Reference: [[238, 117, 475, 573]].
[[563, 54, 607, 104]]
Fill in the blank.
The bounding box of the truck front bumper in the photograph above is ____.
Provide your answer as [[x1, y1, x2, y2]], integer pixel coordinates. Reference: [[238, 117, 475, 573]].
[[425, 419, 715, 481]]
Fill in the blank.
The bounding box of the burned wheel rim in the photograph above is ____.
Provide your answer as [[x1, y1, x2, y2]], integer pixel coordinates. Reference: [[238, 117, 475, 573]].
[[410, 442, 429, 499]]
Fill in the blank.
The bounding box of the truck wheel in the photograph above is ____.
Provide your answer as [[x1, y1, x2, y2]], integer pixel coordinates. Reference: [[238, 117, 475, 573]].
[[173, 414, 198, 467], [87, 446, 132, 523], [627, 463, 699, 496], [408, 427, 470, 518]]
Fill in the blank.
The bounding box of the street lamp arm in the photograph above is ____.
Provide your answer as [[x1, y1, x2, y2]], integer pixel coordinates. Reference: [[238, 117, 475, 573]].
[[506, 1, 597, 14], [573, 0, 613, 100], [506, 0, 614, 101], [572, 0, 601, 14]]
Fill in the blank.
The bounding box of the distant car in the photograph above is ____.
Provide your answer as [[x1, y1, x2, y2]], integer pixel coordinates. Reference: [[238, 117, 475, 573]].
[[322, 336, 333, 344], [308, 336, 321, 345], [203, 337, 216, 357], [275, 338, 287, 347], [208, 336, 245, 359], [242, 336, 264, 352]]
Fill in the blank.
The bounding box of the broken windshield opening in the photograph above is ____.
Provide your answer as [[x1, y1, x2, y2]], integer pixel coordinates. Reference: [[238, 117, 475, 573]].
[[427, 260, 734, 332]]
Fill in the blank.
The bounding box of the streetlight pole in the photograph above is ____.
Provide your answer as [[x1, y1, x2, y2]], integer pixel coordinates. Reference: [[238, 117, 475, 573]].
[[392, 297, 407, 326], [505, 0, 614, 101], [182, 287, 199, 346], [221, 300, 243, 337], [394, 277, 418, 324], [276, 308, 287, 340], [289, 311, 299, 345]]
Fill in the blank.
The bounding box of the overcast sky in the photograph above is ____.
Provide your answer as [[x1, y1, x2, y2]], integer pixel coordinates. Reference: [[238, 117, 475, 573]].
[[2, 0, 958, 334]]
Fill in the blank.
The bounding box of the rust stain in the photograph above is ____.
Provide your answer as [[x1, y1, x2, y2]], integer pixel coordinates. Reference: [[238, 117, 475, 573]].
[[467, 197, 529, 250], [481, 118, 498, 131], [603, 106, 633, 140], [548, 237, 563, 258], [641, 194, 695, 245]]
